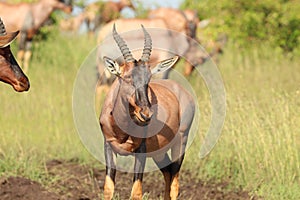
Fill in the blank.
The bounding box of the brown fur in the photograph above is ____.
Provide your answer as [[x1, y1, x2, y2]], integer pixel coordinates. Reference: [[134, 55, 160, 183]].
[[100, 77, 195, 199], [149, 8, 187, 34], [99, 26, 195, 199], [0, 44, 29, 92], [0, 18, 29, 92], [100, 79, 186, 155]]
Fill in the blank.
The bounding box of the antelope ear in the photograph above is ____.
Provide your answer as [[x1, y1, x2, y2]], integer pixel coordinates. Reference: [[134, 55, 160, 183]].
[[103, 56, 121, 76], [151, 56, 179, 75]]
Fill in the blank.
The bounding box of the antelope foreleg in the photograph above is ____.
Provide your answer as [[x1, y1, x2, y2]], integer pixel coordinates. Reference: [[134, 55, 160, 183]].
[[23, 39, 33, 73], [131, 140, 146, 200], [17, 32, 26, 67], [17, 50, 24, 67], [104, 141, 116, 200], [23, 50, 32, 74], [184, 61, 194, 77], [169, 128, 190, 200]]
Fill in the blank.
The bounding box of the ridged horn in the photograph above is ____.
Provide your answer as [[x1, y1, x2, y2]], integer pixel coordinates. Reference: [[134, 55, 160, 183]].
[[0, 18, 6, 36], [112, 23, 134, 62], [140, 25, 152, 62]]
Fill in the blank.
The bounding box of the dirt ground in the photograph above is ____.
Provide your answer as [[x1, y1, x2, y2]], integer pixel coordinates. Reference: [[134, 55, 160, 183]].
[[0, 160, 258, 200]]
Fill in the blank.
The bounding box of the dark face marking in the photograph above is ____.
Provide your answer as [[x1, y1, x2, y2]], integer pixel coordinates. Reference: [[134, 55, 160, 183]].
[[119, 60, 153, 125], [132, 60, 151, 108]]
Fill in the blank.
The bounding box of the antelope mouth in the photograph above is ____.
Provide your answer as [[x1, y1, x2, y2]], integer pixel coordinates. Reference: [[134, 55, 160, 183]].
[[135, 111, 150, 122], [13, 77, 30, 92], [131, 108, 153, 126], [128, 96, 153, 126]]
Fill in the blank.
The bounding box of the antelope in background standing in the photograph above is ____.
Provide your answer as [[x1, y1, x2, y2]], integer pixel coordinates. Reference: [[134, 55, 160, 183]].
[[99, 24, 195, 200], [0, 0, 72, 73], [0, 18, 29, 92], [149, 7, 214, 76], [84, 0, 135, 34]]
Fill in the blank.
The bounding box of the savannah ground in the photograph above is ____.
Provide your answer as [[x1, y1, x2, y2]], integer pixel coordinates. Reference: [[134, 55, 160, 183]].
[[0, 28, 299, 199]]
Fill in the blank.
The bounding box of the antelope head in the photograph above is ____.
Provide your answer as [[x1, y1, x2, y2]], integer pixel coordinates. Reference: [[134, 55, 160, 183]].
[[182, 10, 198, 39], [103, 24, 178, 126], [0, 18, 29, 92]]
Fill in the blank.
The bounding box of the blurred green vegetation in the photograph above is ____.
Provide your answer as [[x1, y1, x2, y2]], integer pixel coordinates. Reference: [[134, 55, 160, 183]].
[[181, 0, 300, 56]]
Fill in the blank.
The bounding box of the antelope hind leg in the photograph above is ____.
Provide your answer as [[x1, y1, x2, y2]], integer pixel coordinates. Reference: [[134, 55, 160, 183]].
[[17, 50, 24, 67], [169, 130, 189, 200], [152, 153, 172, 200], [23, 50, 32, 74]]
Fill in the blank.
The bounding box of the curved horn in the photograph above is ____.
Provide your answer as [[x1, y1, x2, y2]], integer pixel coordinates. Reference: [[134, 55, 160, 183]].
[[0, 18, 6, 36], [140, 25, 152, 62], [112, 23, 134, 62]]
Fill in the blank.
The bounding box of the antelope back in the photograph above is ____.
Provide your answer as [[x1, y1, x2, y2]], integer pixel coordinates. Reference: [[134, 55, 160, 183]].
[[148, 8, 187, 34]]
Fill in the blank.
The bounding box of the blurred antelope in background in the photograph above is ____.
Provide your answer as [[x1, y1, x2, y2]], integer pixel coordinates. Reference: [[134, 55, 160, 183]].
[[149, 7, 222, 76], [59, 12, 86, 33], [96, 15, 210, 90], [0, 0, 72, 73], [0, 18, 29, 92], [84, 0, 135, 34], [100, 24, 195, 200], [148, 7, 197, 37]]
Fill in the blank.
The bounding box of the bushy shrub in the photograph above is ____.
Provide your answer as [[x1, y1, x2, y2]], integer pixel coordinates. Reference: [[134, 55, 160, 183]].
[[181, 0, 300, 55]]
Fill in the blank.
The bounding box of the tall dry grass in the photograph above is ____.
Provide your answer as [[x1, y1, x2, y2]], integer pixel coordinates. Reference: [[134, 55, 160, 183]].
[[183, 43, 300, 199]]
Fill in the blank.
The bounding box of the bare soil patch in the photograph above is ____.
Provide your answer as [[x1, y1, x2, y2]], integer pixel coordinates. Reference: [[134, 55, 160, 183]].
[[0, 159, 257, 200]]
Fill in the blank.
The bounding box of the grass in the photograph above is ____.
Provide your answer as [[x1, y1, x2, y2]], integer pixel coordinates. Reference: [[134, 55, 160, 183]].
[[0, 30, 100, 183], [183, 42, 300, 199], [0, 28, 299, 199]]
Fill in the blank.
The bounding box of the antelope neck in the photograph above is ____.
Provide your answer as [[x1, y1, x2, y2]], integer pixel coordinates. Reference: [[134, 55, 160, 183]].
[[112, 82, 133, 126]]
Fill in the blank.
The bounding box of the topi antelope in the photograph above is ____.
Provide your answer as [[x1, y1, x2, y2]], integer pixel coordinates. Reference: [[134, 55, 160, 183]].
[[0, 18, 29, 92], [99, 24, 195, 200]]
